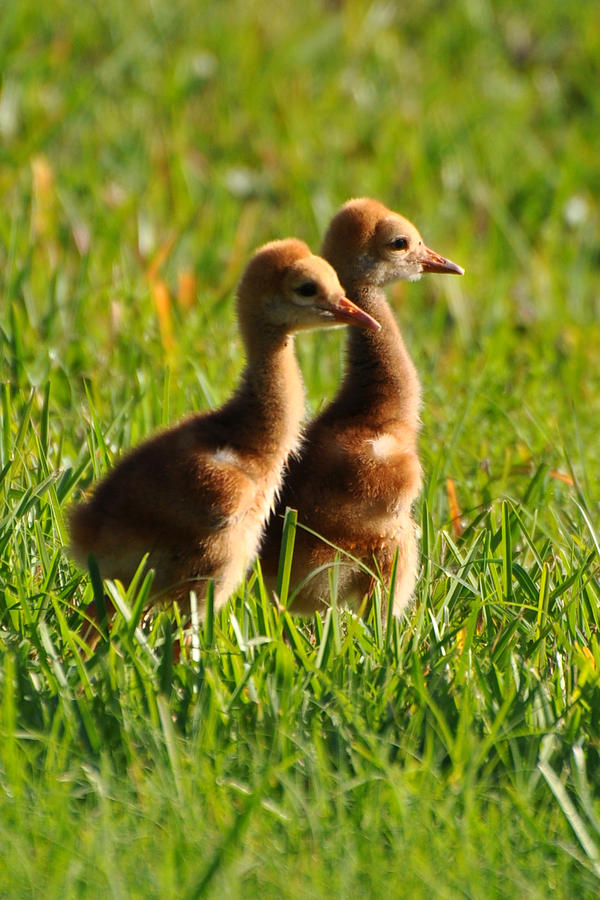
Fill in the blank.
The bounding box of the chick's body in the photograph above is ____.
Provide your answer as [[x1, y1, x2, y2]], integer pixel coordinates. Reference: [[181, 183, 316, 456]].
[[70, 238, 379, 613], [70, 409, 291, 609], [260, 199, 464, 615]]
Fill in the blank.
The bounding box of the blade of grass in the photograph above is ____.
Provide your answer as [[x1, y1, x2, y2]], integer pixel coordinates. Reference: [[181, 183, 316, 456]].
[[275, 506, 297, 609]]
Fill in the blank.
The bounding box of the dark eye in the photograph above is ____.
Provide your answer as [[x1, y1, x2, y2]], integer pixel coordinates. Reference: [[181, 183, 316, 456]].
[[295, 281, 318, 297], [390, 237, 409, 250]]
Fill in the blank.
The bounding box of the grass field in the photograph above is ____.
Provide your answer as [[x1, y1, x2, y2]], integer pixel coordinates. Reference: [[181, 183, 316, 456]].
[[1, 0, 600, 896]]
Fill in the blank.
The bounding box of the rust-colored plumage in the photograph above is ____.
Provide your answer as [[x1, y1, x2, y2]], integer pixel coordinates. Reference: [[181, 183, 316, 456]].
[[69, 238, 379, 615], [259, 199, 464, 615]]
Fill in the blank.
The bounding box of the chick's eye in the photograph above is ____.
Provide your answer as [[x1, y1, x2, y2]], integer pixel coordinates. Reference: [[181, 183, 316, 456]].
[[391, 237, 409, 250], [295, 281, 318, 297]]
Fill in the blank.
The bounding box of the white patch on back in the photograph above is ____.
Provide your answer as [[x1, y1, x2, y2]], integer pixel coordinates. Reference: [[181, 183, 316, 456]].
[[213, 447, 239, 466], [368, 433, 398, 459]]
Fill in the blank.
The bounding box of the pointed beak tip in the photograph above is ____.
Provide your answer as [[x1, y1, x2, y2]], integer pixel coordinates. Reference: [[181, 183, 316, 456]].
[[354, 308, 381, 333], [421, 247, 465, 276], [335, 296, 380, 331]]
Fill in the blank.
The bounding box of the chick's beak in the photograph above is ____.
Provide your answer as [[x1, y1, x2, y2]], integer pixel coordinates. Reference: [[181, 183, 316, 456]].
[[419, 246, 465, 276], [330, 296, 381, 331]]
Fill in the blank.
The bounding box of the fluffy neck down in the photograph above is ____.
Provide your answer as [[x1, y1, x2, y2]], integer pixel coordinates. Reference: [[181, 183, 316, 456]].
[[330, 283, 420, 431]]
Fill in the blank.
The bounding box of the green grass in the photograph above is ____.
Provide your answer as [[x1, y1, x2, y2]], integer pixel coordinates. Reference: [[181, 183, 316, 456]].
[[1, 0, 600, 896]]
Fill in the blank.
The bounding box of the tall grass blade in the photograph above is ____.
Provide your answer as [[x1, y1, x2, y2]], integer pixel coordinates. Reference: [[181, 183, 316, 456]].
[[502, 500, 513, 604], [538, 759, 600, 877], [88, 553, 109, 644], [204, 580, 215, 648], [276, 506, 297, 609]]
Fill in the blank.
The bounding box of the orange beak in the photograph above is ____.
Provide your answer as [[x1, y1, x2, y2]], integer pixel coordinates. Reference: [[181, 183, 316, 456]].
[[330, 296, 381, 331], [419, 246, 464, 275]]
